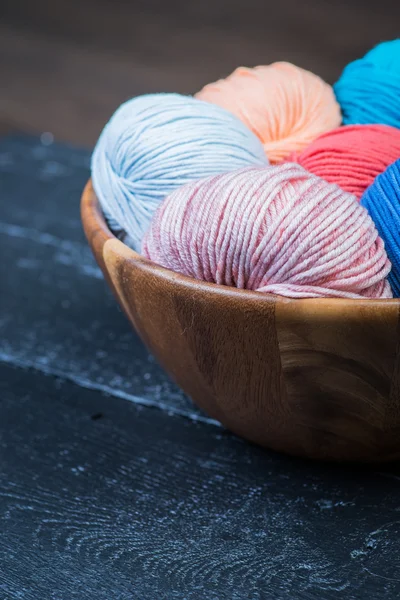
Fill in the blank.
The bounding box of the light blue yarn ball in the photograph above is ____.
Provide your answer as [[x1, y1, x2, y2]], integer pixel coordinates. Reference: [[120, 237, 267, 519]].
[[91, 93, 268, 251], [334, 39, 400, 128]]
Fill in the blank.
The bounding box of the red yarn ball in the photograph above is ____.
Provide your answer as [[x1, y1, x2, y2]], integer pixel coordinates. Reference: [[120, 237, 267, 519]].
[[292, 125, 400, 199]]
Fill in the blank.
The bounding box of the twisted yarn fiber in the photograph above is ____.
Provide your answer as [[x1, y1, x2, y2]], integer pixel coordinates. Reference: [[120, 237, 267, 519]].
[[91, 93, 268, 250], [196, 62, 341, 164], [293, 125, 400, 199], [334, 39, 400, 127], [361, 159, 400, 297], [143, 165, 392, 299]]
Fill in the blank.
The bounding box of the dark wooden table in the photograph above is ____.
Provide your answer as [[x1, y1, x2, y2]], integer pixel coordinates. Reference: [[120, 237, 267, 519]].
[[2, 134, 400, 599]]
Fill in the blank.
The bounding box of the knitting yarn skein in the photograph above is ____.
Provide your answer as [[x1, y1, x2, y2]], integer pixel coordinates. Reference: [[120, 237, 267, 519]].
[[334, 39, 400, 127], [143, 165, 392, 299], [293, 125, 400, 199], [361, 159, 400, 297], [196, 62, 341, 164], [91, 93, 268, 250]]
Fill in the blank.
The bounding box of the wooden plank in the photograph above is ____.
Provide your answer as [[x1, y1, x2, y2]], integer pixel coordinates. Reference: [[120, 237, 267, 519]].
[[2, 360, 400, 598], [0, 135, 199, 421]]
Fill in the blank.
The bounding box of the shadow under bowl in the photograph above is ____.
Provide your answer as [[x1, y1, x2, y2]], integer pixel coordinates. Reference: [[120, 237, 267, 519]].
[[81, 179, 400, 463]]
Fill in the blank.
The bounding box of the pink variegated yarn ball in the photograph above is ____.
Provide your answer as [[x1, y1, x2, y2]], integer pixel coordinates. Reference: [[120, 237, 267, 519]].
[[143, 164, 392, 299]]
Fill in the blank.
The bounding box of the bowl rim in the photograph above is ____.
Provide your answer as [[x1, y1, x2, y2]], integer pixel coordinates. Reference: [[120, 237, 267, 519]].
[[81, 179, 400, 307]]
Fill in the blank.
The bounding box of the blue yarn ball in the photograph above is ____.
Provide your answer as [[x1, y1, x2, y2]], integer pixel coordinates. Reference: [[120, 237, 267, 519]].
[[361, 159, 400, 296], [334, 39, 400, 128], [91, 93, 268, 250]]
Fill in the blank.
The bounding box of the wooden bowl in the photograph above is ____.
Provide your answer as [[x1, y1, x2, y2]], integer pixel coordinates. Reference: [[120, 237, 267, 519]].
[[81, 180, 400, 462]]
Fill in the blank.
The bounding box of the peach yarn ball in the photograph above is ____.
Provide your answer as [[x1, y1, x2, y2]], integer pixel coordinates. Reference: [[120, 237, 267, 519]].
[[196, 62, 342, 164]]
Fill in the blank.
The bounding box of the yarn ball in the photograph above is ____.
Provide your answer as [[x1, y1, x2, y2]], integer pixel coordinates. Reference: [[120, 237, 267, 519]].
[[334, 39, 400, 127], [195, 62, 341, 164], [361, 159, 400, 296], [91, 93, 268, 250], [143, 164, 392, 299], [292, 124, 400, 199]]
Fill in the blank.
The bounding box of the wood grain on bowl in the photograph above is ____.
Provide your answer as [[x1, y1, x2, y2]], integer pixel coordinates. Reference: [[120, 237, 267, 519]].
[[81, 179, 400, 462]]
